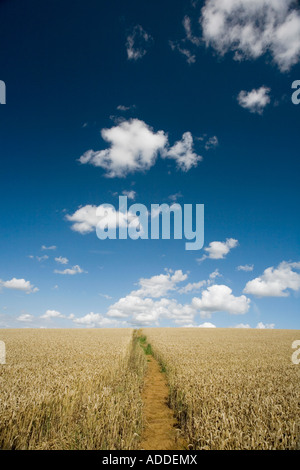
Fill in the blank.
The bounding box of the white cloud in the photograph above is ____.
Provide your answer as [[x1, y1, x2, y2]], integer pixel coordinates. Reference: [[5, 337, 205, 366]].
[[54, 265, 86, 275], [41, 245, 56, 251], [55, 256, 69, 265], [107, 295, 159, 322], [66, 205, 100, 234], [198, 238, 238, 262], [162, 132, 202, 171], [73, 312, 118, 327], [66, 204, 140, 234], [177, 270, 220, 295], [234, 323, 251, 328], [244, 261, 300, 297], [198, 322, 216, 328], [108, 296, 195, 326], [78, 119, 167, 177], [40, 309, 64, 319], [126, 25, 153, 61], [0, 278, 38, 294], [122, 190, 136, 200], [164, 300, 196, 325], [192, 284, 250, 317], [237, 264, 254, 272], [106, 269, 193, 325], [256, 321, 275, 329], [238, 86, 271, 114], [200, 0, 300, 71], [17, 314, 34, 322], [105, 269, 250, 326], [78, 119, 206, 177], [132, 269, 188, 298]]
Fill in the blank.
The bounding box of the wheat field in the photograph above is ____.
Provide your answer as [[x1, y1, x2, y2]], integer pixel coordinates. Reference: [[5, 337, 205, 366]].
[[0, 328, 146, 450], [145, 328, 300, 450], [0, 328, 299, 450]]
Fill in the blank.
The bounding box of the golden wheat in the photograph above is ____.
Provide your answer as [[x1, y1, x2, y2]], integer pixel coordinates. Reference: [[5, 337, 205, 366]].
[[0, 328, 146, 450], [144, 328, 300, 450]]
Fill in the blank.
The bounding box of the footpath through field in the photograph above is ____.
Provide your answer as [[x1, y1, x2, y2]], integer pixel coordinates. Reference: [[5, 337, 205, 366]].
[[139, 344, 187, 451]]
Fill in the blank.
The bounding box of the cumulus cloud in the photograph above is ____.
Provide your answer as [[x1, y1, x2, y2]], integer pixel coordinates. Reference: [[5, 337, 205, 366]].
[[78, 119, 207, 177], [66, 204, 140, 234], [17, 314, 34, 322], [73, 312, 119, 328], [66, 205, 101, 234], [162, 132, 202, 171], [192, 284, 250, 318], [237, 264, 254, 272], [54, 265, 86, 275], [41, 245, 56, 251], [244, 261, 300, 297], [198, 322, 216, 328], [78, 119, 167, 178], [200, 0, 300, 71], [40, 309, 64, 319], [105, 269, 250, 326], [108, 296, 195, 326], [106, 269, 193, 325], [238, 86, 271, 114], [198, 238, 238, 262], [132, 269, 188, 298], [0, 278, 39, 294], [55, 256, 69, 265], [107, 296, 160, 322], [126, 25, 153, 61]]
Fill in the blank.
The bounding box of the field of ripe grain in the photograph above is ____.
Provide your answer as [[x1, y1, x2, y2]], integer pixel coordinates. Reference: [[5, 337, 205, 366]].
[[0, 329, 146, 450], [144, 328, 300, 450]]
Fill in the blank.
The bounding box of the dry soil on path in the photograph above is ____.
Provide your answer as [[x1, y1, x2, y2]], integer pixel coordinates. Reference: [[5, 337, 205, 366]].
[[139, 354, 187, 451]]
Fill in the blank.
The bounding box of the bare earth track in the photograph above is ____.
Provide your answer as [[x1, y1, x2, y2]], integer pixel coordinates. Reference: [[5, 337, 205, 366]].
[[139, 354, 187, 451]]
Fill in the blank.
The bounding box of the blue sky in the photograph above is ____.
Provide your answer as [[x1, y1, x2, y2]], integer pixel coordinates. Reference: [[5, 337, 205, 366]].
[[0, 0, 299, 329]]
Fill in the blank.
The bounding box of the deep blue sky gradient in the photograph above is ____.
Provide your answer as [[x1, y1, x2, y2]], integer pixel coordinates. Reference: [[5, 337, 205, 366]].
[[0, 0, 299, 329]]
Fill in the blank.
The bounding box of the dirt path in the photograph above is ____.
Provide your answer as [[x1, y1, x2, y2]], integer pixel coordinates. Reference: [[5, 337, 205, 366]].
[[139, 354, 187, 451]]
